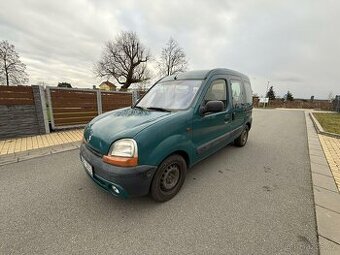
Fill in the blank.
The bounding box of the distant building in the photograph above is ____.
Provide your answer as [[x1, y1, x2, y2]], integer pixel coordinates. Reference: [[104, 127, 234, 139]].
[[99, 81, 117, 91]]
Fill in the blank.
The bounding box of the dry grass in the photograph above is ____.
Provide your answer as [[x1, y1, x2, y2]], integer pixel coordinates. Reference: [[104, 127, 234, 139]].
[[313, 112, 340, 134]]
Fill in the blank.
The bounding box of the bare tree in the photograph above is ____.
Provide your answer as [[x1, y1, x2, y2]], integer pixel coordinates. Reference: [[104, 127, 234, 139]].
[[0, 40, 28, 86], [157, 37, 188, 76], [94, 31, 151, 89], [328, 91, 334, 101]]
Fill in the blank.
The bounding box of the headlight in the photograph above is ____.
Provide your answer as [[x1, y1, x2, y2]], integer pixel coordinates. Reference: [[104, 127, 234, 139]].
[[103, 139, 138, 167], [109, 139, 138, 158]]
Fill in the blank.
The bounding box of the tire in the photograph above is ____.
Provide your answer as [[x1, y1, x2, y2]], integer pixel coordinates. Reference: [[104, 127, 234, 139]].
[[234, 126, 249, 147], [150, 154, 187, 202]]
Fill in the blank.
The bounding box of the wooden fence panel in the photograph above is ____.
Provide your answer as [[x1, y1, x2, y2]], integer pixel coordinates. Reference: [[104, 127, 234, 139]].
[[101, 92, 132, 113], [47, 87, 133, 129], [0, 85, 48, 139], [49, 88, 98, 128], [0, 86, 34, 105]]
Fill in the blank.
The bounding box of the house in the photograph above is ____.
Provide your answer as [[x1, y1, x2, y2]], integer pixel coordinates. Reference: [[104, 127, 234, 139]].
[[99, 80, 117, 91]]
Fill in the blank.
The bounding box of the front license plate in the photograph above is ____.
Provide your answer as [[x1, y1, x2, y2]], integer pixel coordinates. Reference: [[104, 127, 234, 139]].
[[81, 156, 93, 177]]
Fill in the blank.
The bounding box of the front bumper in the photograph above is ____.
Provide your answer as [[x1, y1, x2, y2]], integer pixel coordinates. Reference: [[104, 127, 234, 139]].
[[80, 143, 157, 198]]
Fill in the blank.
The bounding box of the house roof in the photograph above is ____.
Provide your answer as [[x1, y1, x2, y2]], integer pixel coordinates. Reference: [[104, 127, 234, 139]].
[[99, 80, 116, 88]]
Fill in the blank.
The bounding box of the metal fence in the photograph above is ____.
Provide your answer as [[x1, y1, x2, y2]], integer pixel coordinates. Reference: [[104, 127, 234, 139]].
[[334, 95, 340, 112]]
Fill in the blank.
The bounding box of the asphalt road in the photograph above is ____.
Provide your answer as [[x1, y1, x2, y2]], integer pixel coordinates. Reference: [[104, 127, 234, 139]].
[[0, 109, 318, 254]]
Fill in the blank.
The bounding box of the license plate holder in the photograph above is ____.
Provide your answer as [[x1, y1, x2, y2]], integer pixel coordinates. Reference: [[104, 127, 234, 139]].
[[81, 156, 93, 177]]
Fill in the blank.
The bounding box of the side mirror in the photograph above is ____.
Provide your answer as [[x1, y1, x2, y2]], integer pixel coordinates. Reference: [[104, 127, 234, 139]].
[[200, 100, 224, 114]]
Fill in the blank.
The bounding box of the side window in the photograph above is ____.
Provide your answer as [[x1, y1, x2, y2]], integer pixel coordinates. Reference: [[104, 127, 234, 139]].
[[230, 80, 243, 107], [203, 79, 227, 109], [243, 81, 253, 104]]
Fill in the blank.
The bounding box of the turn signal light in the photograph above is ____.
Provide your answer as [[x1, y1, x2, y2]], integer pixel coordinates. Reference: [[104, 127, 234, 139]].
[[103, 155, 138, 167]]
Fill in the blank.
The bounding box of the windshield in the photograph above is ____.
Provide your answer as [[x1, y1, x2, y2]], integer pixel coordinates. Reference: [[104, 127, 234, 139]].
[[136, 80, 202, 111]]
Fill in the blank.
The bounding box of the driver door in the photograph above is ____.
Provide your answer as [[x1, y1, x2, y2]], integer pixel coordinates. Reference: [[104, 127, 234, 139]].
[[191, 77, 234, 161]]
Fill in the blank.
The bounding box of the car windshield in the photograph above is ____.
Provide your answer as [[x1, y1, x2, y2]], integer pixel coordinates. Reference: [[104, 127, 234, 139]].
[[136, 80, 202, 111]]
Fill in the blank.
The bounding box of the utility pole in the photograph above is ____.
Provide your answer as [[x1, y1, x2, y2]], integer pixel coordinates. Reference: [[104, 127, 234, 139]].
[[265, 81, 270, 97], [264, 81, 270, 108]]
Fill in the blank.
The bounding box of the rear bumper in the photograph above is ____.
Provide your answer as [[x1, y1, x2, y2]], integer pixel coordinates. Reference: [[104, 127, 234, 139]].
[[80, 143, 157, 198]]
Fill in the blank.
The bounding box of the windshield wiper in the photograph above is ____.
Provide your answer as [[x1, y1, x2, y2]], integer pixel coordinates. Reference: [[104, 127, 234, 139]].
[[146, 107, 171, 112], [133, 105, 145, 110]]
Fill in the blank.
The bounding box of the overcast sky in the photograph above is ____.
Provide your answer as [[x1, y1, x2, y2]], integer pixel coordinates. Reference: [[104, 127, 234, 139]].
[[0, 0, 339, 99]]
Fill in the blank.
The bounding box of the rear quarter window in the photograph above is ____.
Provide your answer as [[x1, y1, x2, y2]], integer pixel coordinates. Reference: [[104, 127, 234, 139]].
[[230, 80, 243, 107], [243, 81, 253, 104]]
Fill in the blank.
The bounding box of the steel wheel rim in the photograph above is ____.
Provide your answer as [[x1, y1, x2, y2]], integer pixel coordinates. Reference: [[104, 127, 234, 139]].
[[242, 129, 248, 144], [160, 163, 180, 191]]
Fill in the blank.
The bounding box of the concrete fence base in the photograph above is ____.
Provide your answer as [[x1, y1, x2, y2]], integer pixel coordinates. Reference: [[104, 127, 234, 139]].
[[0, 85, 49, 139]]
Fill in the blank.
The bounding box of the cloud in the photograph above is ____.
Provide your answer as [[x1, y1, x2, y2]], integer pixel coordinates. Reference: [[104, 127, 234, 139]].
[[0, 0, 339, 98]]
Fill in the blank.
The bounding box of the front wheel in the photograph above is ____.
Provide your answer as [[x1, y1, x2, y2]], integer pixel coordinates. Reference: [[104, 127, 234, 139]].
[[234, 126, 249, 147], [150, 155, 187, 202]]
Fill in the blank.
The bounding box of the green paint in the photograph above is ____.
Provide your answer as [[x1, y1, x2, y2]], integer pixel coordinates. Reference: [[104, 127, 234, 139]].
[[83, 69, 253, 168]]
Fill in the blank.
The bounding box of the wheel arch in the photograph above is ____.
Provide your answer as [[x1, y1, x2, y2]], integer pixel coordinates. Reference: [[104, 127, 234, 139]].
[[168, 150, 190, 168]]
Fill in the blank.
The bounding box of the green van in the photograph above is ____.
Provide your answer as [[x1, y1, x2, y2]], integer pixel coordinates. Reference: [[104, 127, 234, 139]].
[[80, 68, 253, 202]]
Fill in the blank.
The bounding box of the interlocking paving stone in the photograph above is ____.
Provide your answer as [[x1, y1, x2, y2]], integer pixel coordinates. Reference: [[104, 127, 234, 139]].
[[319, 135, 340, 191], [0, 129, 83, 155], [0, 142, 81, 166]]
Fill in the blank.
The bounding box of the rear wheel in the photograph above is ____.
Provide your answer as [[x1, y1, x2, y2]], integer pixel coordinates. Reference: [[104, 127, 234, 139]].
[[234, 126, 249, 147], [150, 155, 187, 202]]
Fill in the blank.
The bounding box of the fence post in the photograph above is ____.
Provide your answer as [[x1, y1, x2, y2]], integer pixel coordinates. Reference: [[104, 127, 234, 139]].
[[46, 87, 55, 130], [132, 90, 138, 105], [97, 90, 102, 115], [32, 85, 50, 134], [336, 95, 340, 112], [39, 86, 50, 134]]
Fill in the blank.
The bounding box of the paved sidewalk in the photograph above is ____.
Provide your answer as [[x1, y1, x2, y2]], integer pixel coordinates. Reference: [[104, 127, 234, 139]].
[[319, 135, 340, 191], [305, 112, 340, 254], [0, 129, 83, 155], [0, 129, 83, 166]]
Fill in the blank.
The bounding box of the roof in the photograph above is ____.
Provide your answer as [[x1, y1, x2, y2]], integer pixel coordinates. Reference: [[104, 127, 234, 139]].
[[99, 80, 116, 88], [160, 68, 250, 82]]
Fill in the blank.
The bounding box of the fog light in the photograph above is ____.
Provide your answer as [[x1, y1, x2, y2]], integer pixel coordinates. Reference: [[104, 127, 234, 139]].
[[112, 185, 120, 194]]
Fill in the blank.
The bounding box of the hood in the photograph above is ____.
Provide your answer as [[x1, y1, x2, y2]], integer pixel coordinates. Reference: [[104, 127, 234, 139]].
[[84, 107, 170, 154]]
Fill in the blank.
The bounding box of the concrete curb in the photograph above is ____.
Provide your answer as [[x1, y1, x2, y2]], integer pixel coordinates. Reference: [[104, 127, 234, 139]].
[[305, 112, 340, 254], [310, 112, 340, 139]]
